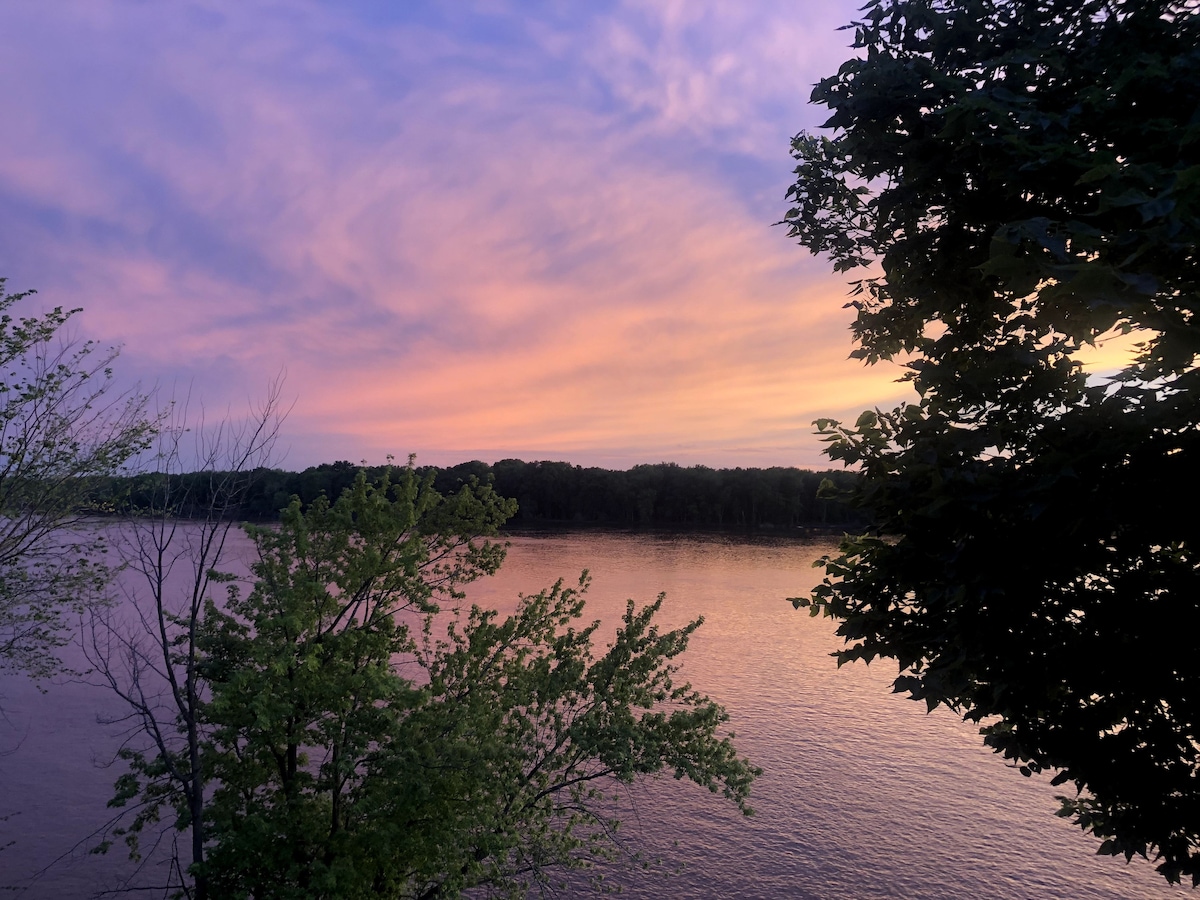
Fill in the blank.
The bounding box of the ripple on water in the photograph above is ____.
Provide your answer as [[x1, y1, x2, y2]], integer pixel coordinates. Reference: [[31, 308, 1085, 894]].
[[0, 528, 1191, 899]]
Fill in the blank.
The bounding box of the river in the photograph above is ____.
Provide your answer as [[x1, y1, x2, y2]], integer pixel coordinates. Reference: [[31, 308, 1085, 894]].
[[0, 528, 1190, 898]]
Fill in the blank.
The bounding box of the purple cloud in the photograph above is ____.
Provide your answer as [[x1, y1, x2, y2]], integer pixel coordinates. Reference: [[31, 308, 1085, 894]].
[[0, 0, 907, 469]]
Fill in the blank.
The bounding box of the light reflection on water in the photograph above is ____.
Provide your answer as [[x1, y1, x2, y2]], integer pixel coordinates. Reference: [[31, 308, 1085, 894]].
[[0, 528, 1191, 898], [467, 531, 1190, 900]]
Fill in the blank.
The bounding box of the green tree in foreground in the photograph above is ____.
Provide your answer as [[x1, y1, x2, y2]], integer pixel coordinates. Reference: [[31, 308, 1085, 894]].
[[122, 466, 754, 898], [0, 278, 154, 680], [783, 0, 1200, 884]]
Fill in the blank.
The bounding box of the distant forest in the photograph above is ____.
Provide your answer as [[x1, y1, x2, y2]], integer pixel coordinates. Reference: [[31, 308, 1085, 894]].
[[96, 459, 864, 530]]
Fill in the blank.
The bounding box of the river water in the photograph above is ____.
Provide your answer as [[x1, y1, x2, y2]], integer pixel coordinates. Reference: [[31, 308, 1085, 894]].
[[0, 529, 1191, 898]]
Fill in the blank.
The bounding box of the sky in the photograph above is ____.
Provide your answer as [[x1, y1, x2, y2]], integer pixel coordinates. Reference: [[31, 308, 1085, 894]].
[[0, 0, 920, 471]]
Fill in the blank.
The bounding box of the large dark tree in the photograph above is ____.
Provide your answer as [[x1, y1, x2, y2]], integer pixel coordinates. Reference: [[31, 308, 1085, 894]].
[[783, 0, 1200, 884]]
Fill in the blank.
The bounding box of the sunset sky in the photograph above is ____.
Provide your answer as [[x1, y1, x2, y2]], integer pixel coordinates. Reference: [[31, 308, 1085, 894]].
[[0, 0, 920, 471]]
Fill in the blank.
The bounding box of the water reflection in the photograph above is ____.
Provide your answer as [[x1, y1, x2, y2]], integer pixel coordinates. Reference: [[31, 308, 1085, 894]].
[[0, 528, 1189, 898], [468, 531, 1189, 900]]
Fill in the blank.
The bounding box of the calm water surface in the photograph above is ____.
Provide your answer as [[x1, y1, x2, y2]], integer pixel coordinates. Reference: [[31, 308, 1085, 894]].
[[0, 529, 1190, 898]]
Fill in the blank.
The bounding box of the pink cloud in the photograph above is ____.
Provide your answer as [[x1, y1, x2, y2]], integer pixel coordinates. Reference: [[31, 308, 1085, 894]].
[[0, 0, 900, 470]]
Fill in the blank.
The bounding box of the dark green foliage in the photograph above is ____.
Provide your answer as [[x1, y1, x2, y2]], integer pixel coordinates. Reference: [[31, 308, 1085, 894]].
[[96, 459, 863, 530], [437, 460, 862, 529], [783, 0, 1200, 885]]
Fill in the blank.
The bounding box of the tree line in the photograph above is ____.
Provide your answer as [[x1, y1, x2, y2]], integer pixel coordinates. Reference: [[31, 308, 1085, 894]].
[[86, 458, 864, 530]]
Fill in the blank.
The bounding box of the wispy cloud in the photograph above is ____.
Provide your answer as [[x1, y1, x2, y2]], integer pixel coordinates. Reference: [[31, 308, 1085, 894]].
[[0, 0, 910, 469]]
